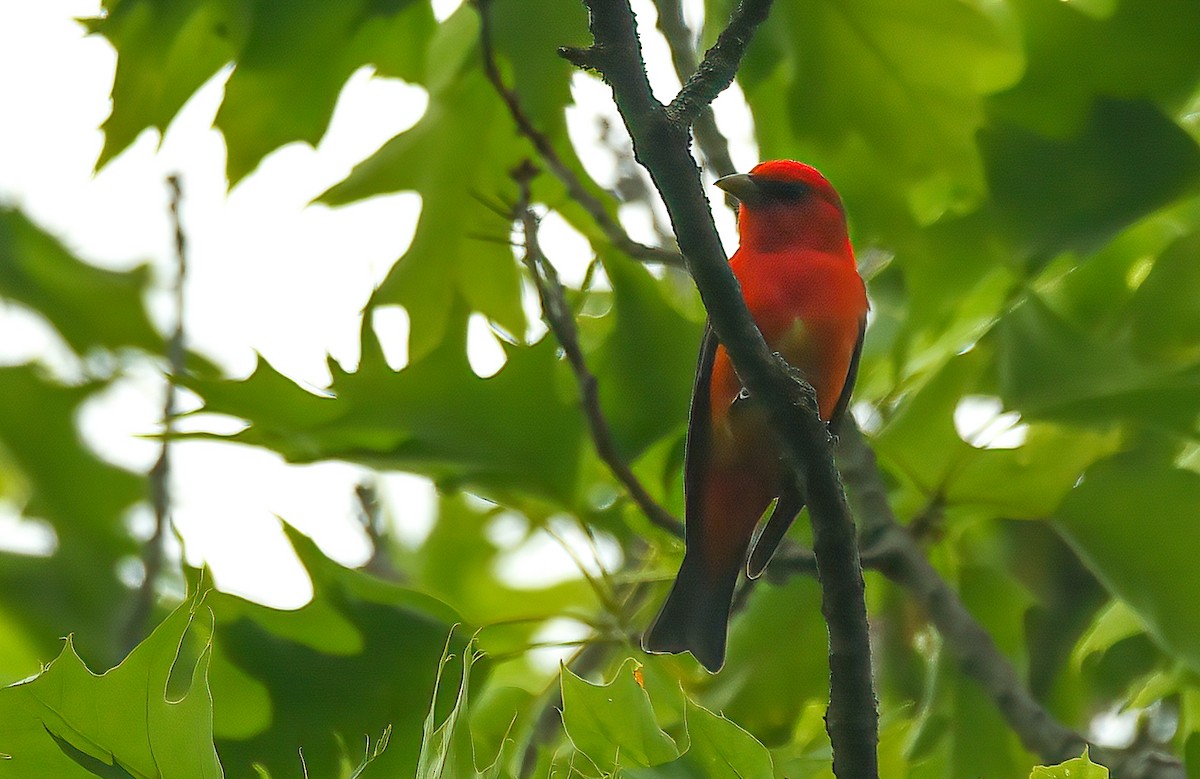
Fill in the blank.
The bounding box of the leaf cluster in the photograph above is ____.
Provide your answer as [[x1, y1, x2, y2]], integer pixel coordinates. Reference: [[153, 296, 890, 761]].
[[2, 0, 1200, 776]]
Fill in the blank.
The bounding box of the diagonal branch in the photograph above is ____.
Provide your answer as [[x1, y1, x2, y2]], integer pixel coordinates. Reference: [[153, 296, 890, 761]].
[[511, 161, 683, 540], [477, 0, 684, 268], [653, 0, 739, 182], [664, 0, 774, 127], [562, 2, 878, 776], [836, 421, 1186, 779]]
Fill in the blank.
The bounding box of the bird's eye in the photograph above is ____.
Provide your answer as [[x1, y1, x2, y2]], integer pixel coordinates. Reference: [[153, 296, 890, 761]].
[[752, 177, 810, 202]]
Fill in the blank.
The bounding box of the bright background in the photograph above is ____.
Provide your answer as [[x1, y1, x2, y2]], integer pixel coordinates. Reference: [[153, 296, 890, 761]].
[[0, 0, 756, 613]]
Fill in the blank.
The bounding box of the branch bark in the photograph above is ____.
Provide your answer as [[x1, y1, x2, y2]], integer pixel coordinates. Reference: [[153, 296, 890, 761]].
[[511, 161, 683, 539], [563, 2, 878, 775], [653, 0, 739, 183], [477, 0, 684, 268]]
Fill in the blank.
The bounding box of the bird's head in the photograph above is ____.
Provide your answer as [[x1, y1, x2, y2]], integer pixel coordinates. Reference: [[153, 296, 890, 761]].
[[715, 160, 849, 253]]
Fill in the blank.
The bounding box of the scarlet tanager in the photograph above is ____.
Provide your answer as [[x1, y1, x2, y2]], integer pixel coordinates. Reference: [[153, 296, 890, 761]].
[[643, 160, 868, 672]]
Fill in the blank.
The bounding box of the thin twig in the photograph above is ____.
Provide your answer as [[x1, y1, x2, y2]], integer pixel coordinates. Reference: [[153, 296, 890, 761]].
[[512, 161, 683, 539], [837, 421, 1186, 779], [355, 481, 402, 581], [564, 2, 878, 775], [123, 174, 187, 650], [476, 0, 684, 268], [664, 0, 774, 127], [653, 0, 740, 184]]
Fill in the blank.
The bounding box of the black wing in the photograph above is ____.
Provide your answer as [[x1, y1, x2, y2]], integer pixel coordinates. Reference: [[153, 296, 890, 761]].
[[828, 316, 866, 435], [683, 321, 718, 552]]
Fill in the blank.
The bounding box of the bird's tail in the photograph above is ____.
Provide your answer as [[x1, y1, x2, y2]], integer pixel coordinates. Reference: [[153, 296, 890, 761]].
[[642, 554, 739, 673]]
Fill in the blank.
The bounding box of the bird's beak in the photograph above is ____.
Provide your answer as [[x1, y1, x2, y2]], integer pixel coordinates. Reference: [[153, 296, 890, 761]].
[[714, 173, 760, 205]]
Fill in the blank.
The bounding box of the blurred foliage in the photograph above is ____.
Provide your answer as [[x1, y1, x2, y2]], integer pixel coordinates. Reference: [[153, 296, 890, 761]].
[[2, 0, 1200, 776]]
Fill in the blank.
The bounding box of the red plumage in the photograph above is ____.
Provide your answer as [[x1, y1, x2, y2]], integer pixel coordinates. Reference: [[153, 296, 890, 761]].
[[644, 160, 868, 672]]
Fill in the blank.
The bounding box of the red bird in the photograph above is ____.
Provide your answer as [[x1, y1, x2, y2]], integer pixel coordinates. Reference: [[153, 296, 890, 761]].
[[643, 160, 868, 672]]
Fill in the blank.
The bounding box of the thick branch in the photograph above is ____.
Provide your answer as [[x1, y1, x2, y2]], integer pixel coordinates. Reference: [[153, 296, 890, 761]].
[[566, 3, 878, 776], [837, 421, 1185, 779], [477, 0, 683, 268], [512, 162, 683, 539]]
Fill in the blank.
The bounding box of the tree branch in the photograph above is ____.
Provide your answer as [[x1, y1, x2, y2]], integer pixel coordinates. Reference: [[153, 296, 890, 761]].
[[563, 3, 878, 776], [477, 0, 684, 268], [653, 0, 739, 182], [511, 161, 684, 539], [837, 421, 1186, 779], [123, 174, 187, 651], [664, 0, 773, 128]]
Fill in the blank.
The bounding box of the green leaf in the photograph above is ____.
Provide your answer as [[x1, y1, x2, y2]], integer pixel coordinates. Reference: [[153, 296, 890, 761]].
[[980, 98, 1200, 260], [189, 311, 586, 506], [587, 255, 703, 462], [417, 638, 487, 779], [560, 658, 679, 770], [942, 560, 1036, 777], [1071, 600, 1147, 670], [207, 523, 479, 778], [1030, 750, 1108, 778], [990, 0, 1200, 136], [0, 366, 141, 671], [0, 595, 221, 778], [996, 295, 1200, 432], [1056, 450, 1200, 674], [91, 0, 246, 169], [703, 577, 829, 743], [216, 0, 435, 183], [736, 0, 1022, 213], [407, 495, 596, 652], [94, 0, 436, 181], [319, 9, 526, 359], [485, 0, 588, 130], [0, 209, 161, 355], [1128, 230, 1200, 364], [680, 699, 773, 779]]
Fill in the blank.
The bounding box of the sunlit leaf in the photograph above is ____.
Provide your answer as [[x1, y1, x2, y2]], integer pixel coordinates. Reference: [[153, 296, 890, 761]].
[[93, 0, 436, 181], [1030, 750, 1108, 778], [560, 658, 680, 770], [189, 311, 586, 505], [0, 595, 220, 778], [207, 523, 479, 778]]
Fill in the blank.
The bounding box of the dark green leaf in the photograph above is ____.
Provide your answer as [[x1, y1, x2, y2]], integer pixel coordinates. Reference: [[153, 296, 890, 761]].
[[980, 98, 1200, 260], [587, 255, 702, 462], [208, 523, 478, 778], [1056, 450, 1200, 674], [996, 295, 1200, 431], [989, 0, 1200, 135], [736, 0, 1022, 212]]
